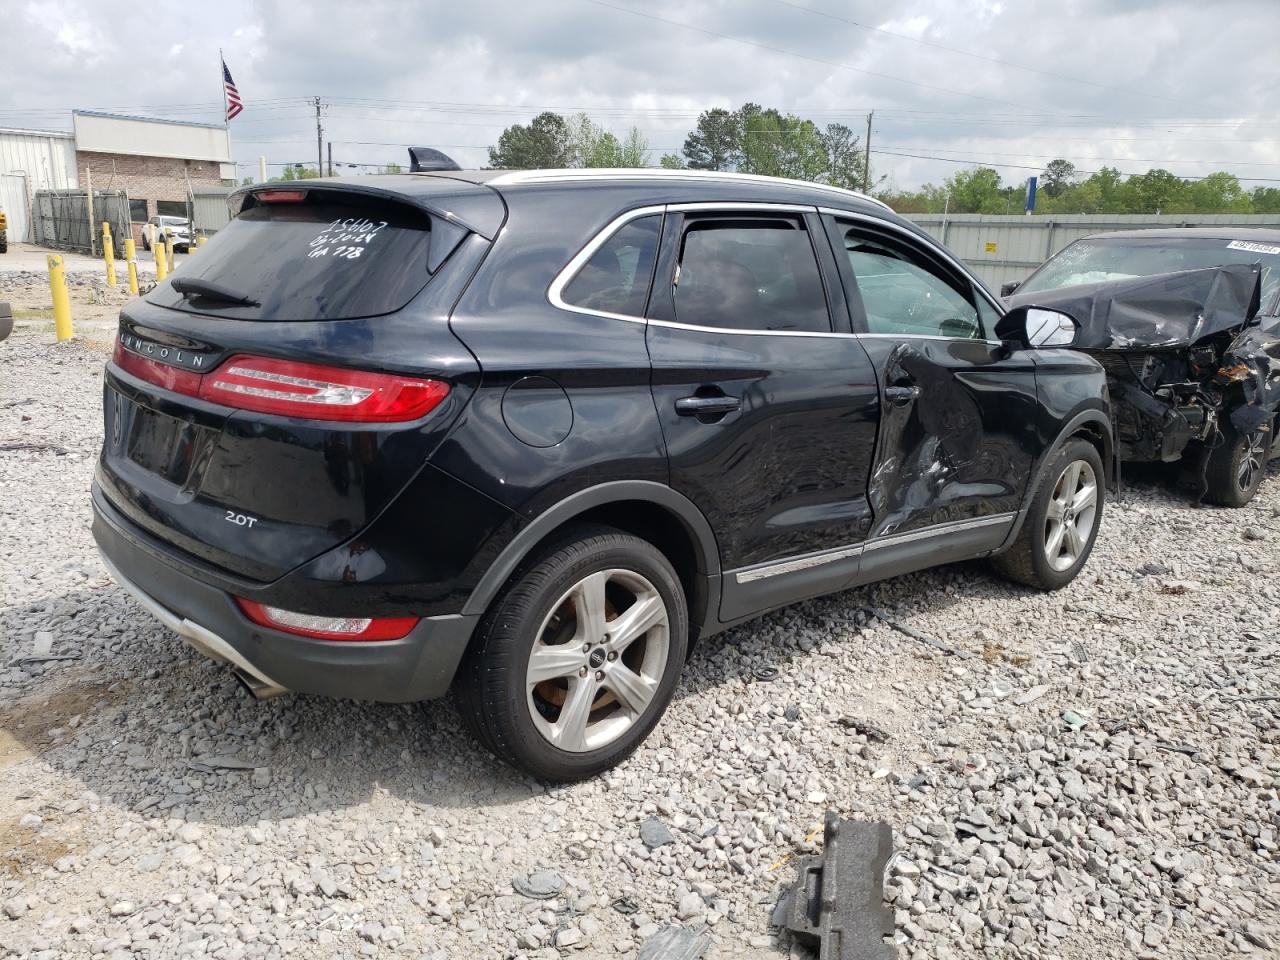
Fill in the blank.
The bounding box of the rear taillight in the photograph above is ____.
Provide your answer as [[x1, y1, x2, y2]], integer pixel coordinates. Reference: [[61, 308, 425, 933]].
[[112, 339, 203, 395], [201, 355, 450, 422], [235, 598, 419, 641], [112, 339, 450, 423]]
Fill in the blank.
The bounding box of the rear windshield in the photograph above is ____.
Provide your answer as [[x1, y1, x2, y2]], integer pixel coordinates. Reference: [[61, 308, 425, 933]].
[[146, 192, 457, 321], [1021, 236, 1280, 308]]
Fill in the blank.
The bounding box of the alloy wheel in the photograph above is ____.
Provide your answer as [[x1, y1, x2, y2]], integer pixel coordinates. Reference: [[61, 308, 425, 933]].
[[526, 568, 671, 753], [1043, 459, 1099, 572], [1237, 427, 1269, 492]]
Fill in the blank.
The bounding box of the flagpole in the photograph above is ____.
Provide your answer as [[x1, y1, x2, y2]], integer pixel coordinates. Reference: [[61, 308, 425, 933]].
[[219, 49, 232, 185], [219, 49, 229, 129]]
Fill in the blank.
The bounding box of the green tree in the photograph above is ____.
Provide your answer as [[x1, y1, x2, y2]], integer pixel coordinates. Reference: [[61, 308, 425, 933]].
[[240, 175, 255, 186], [943, 167, 1005, 213], [619, 127, 649, 168], [659, 153, 685, 169], [682, 107, 742, 170], [1251, 186, 1280, 213], [1041, 159, 1077, 199], [566, 115, 649, 168], [1186, 172, 1251, 213], [488, 111, 573, 169], [739, 106, 827, 181], [1124, 168, 1187, 213], [382, 161, 403, 175], [818, 122, 866, 191]]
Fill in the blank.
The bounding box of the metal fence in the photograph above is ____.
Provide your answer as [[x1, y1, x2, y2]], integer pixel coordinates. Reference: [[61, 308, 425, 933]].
[[903, 213, 1280, 289], [32, 189, 131, 257], [191, 186, 235, 237]]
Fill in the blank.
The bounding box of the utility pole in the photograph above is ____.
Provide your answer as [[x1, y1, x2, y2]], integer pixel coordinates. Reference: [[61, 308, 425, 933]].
[[862, 110, 873, 194], [258, 156, 267, 184], [314, 97, 324, 176], [327, 142, 333, 177]]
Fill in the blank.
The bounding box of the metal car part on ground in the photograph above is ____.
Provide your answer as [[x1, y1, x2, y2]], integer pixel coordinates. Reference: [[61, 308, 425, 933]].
[[772, 814, 896, 960], [1008, 263, 1279, 505]]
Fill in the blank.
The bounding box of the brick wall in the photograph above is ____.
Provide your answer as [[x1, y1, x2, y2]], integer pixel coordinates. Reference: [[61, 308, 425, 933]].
[[76, 150, 228, 245]]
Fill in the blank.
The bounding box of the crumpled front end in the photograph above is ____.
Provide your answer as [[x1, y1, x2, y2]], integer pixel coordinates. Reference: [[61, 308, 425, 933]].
[[1008, 263, 1279, 483]]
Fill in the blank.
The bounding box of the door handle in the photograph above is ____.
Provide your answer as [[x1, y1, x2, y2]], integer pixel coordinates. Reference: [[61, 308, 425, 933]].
[[675, 395, 741, 416], [883, 385, 921, 406]]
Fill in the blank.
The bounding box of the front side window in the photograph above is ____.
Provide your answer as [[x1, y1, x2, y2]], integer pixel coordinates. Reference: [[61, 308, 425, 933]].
[[843, 227, 981, 339], [561, 214, 660, 317], [673, 217, 830, 333]]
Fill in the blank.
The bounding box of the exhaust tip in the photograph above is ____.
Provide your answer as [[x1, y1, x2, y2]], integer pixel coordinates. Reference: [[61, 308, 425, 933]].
[[233, 667, 289, 700]]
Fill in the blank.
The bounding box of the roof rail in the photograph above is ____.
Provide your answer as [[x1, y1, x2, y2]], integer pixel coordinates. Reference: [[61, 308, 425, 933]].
[[486, 168, 892, 211]]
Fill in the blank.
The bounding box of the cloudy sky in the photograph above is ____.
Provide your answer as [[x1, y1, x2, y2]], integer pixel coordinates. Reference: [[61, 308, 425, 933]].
[[2, 0, 1277, 190]]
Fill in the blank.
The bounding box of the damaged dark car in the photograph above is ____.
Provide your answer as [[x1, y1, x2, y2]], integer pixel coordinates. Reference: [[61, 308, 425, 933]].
[[1005, 230, 1280, 505]]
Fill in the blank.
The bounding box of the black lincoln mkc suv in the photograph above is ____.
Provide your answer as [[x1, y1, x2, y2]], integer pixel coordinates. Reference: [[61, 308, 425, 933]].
[[93, 169, 1112, 780]]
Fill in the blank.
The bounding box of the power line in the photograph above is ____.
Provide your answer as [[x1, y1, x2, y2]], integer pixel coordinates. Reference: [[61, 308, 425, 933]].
[[868, 148, 1280, 183], [770, 0, 1210, 111], [577, 0, 1045, 111], [876, 143, 1280, 167]]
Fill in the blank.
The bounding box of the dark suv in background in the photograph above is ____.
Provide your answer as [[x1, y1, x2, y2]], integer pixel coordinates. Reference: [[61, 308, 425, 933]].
[[93, 169, 1112, 779]]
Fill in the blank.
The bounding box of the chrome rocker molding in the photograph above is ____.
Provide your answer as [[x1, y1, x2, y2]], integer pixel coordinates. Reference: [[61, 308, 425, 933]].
[[732, 512, 1017, 584], [718, 512, 1018, 623], [98, 550, 290, 699]]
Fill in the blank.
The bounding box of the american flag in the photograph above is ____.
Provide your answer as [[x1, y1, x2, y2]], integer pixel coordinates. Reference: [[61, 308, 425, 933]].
[[223, 60, 243, 121]]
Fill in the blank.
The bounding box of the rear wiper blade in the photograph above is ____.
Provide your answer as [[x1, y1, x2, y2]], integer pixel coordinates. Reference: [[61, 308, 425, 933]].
[[170, 276, 260, 307]]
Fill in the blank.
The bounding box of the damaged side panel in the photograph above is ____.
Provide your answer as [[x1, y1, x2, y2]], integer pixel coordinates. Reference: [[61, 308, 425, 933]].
[[857, 336, 1038, 539]]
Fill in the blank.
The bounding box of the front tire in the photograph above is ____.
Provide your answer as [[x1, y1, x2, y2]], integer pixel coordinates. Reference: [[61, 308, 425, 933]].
[[992, 438, 1105, 590], [1204, 418, 1272, 507], [455, 525, 688, 781]]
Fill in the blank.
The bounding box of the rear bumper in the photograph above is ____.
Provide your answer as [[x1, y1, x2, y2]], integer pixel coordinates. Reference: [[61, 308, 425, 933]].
[[92, 485, 477, 703]]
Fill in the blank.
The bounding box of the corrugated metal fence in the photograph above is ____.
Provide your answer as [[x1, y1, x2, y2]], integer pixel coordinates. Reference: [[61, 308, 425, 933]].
[[191, 186, 234, 236], [32, 189, 131, 256], [903, 213, 1280, 289]]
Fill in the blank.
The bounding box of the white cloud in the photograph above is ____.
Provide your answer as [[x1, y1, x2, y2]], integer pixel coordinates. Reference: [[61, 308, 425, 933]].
[[0, 0, 1275, 189]]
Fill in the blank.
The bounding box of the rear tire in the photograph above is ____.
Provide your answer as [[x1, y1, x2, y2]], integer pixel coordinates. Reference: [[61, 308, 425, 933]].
[[992, 438, 1105, 590], [1203, 418, 1272, 507], [454, 525, 688, 781]]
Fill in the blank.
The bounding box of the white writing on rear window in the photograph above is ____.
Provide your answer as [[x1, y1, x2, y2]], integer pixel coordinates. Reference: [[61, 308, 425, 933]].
[[307, 218, 389, 260]]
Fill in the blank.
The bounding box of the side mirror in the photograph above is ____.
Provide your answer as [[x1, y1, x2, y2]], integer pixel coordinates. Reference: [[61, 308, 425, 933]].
[[1000, 280, 1022, 297], [995, 305, 1077, 349]]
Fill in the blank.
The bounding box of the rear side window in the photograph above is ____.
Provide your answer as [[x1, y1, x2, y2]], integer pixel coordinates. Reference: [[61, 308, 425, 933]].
[[672, 218, 830, 333], [146, 192, 463, 321], [561, 215, 661, 317]]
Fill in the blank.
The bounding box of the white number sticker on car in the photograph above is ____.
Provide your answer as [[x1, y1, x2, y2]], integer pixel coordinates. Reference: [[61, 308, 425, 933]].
[[225, 510, 259, 528]]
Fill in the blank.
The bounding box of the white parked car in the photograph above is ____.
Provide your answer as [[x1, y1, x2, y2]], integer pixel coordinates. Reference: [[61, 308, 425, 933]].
[[142, 216, 191, 252]]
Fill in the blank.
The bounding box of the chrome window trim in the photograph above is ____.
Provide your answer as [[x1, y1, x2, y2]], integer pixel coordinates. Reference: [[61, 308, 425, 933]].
[[487, 168, 893, 211], [547, 204, 666, 324], [730, 512, 1016, 583], [648, 318, 853, 339]]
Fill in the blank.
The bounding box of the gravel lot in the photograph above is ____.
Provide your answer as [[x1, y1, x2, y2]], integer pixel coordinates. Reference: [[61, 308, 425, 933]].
[[1, 331, 1277, 960]]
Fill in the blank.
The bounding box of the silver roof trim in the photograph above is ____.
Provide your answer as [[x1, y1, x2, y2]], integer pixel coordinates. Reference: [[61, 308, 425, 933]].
[[488, 168, 892, 211]]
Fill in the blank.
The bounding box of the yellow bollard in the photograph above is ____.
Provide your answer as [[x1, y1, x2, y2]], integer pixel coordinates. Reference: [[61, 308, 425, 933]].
[[196, 236, 207, 249], [47, 254, 73, 342], [164, 229, 175, 271], [101, 222, 117, 287], [154, 233, 168, 282], [124, 238, 139, 296]]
